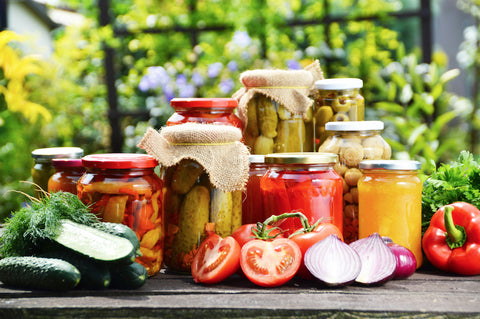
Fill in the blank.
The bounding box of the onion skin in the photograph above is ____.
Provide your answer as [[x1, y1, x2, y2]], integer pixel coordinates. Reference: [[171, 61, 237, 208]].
[[350, 233, 396, 286], [304, 235, 361, 287], [387, 243, 417, 279]]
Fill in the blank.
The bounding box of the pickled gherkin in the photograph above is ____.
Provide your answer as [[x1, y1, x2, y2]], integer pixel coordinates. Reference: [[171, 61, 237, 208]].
[[231, 190, 242, 233], [256, 95, 278, 138], [275, 119, 306, 153], [171, 159, 204, 194], [246, 96, 260, 137], [254, 135, 274, 154], [210, 189, 233, 238]]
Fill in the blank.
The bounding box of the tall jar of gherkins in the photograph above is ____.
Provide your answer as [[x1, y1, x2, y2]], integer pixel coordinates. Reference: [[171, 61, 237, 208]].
[[138, 123, 249, 273]]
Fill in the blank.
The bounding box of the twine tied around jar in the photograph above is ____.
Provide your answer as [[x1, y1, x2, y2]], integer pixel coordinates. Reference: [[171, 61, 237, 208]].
[[138, 123, 250, 192]]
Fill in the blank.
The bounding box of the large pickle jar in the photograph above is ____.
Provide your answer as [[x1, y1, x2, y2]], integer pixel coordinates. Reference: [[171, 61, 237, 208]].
[[31, 147, 84, 198], [318, 121, 391, 243], [167, 98, 243, 130], [47, 158, 85, 195], [260, 152, 343, 237], [312, 78, 364, 147], [358, 160, 423, 268], [77, 153, 164, 276], [242, 155, 268, 224]]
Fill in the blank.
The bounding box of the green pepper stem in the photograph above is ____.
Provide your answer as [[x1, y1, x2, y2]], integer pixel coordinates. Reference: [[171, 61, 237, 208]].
[[444, 206, 467, 249]]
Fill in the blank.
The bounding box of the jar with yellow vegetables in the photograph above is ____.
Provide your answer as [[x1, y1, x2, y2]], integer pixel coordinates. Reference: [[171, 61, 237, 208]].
[[312, 78, 364, 147], [318, 121, 391, 243], [77, 153, 164, 276]]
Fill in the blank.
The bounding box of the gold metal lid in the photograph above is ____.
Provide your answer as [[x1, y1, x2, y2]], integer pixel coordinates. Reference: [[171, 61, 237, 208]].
[[264, 152, 338, 165]]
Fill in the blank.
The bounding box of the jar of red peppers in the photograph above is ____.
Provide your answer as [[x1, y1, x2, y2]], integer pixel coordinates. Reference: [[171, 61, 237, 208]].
[[318, 121, 391, 243], [166, 98, 243, 130], [47, 158, 85, 195], [260, 152, 343, 237], [242, 155, 269, 224], [77, 153, 164, 276]]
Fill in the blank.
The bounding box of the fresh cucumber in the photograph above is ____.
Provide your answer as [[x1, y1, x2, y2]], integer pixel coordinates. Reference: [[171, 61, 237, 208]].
[[0, 256, 81, 291], [39, 249, 111, 290], [110, 262, 148, 289], [53, 219, 135, 264], [91, 222, 141, 254]]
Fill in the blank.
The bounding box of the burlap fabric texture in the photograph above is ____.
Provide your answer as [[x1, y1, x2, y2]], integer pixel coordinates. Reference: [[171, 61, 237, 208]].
[[138, 123, 250, 192], [232, 59, 324, 125]]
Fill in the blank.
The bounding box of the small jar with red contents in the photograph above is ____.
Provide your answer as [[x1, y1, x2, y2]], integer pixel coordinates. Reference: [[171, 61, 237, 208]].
[[47, 158, 85, 194], [242, 155, 269, 225], [260, 152, 343, 236], [166, 98, 243, 130], [77, 153, 164, 276]]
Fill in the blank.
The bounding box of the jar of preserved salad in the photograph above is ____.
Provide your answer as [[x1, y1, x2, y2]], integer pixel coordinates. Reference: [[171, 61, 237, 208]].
[[77, 153, 164, 276], [260, 152, 343, 237], [166, 98, 243, 130], [242, 155, 269, 224], [318, 121, 391, 243], [31, 147, 84, 198], [312, 78, 364, 147], [47, 159, 85, 194], [358, 160, 423, 268]]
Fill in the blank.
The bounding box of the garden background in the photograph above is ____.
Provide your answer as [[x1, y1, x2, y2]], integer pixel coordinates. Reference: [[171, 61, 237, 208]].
[[0, 0, 479, 221]]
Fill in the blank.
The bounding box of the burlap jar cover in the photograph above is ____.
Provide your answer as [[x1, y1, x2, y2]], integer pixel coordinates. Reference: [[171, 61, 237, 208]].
[[232, 60, 324, 153], [138, 123, 249, 272]]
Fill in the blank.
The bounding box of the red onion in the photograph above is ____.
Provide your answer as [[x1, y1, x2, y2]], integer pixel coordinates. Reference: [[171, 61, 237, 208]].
[[350, 233, 396, 285], [387, 243, 417, 279], [304, 235, 361, 287]]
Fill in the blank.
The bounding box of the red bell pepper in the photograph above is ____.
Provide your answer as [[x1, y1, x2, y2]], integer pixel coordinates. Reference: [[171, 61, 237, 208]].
[[422, 202, 480, 275]]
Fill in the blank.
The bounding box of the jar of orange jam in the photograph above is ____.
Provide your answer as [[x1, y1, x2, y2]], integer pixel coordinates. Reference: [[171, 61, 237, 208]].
[[357, 160, 422, 268], [48, 159, 85, 194]]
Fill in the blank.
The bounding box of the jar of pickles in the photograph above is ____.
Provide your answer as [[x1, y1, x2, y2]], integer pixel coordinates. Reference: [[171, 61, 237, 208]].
[[77, 153, 164, 276], [242, 155, 269, 224], [312, 78, 364, 147], [358, 160, 423, 268], [166, 98, 243, 130], [318, 121, 391, 243], [47, 159, 85, 194], [31, 147, 84, 198], [260, 152, 343, 237]]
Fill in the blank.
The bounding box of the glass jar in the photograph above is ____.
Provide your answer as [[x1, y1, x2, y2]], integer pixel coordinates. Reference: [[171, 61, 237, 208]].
[[242, 155, 269, 225], [31, 147, 84, 198], [260, 152, 343, 237], [167, 97, 243, 130], [77, 153, 164, 276], [312, 78, 364, 147], [162, 159, 242, 273], [47, 159, 85, 194], [244, 94, 315, 154], [358, 160, 423, 268], [318, 121, 391, 243]]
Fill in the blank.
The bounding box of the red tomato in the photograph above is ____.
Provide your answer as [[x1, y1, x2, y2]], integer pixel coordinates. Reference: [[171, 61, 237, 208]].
[[290, 222, 343, 279], [231, 224, 284, 247], [191, 234, 240, 284], [240, 238, 301, 287]]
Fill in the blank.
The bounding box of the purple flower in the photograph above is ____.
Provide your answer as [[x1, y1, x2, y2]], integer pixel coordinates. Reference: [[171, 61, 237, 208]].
[[219, 78, 235, 95], [163, 84, 175, 103], [208, 62, 223, 78], [232, 30, 252, 48], [191, 71, 204, 86], [227, 61, 238, 72], [178, 83, 196, 98], [176, 74, 188, 86], [139, 66, 170, 91], [287, 59, 302, 70]]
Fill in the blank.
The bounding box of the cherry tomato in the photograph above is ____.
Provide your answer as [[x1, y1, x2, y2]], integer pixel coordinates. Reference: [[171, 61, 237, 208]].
[[240, 238, 301, 287], [191, 233, 240, 284], [290, 222, 343, 279], [231, 224, 284, 247]]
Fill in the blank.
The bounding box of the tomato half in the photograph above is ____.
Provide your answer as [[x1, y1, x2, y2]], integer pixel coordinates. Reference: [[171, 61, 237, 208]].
[[290, 222, 343, 279], [231, 224, 284, 247], [191, 234, 240, 284], [240, 238, 301, 287]]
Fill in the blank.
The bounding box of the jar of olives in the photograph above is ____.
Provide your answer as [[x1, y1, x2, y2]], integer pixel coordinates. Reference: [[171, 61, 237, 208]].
[[312, 78, 364, 147], [318, 121, 391, 243]]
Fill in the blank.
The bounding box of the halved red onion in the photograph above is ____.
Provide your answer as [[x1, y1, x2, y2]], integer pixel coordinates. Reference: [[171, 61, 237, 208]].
[[387, 243, 417, 279], [304, 234, 361, 287], [350, 233, 396, 285]]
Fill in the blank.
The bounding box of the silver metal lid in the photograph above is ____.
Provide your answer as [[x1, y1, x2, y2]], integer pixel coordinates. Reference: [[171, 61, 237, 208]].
[[314, 78, 363, 90], [31, 147, 84, 162], [359, 160, 421, 170], [325, 121, 384, 131], [265, 152, 338, 165], [249, 155, 265, 164]]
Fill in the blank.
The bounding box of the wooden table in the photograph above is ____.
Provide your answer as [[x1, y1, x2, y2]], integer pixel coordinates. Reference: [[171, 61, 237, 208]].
[[0, 267, 479, 318]]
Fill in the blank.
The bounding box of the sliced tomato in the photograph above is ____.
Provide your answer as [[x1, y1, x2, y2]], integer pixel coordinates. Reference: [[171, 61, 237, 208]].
[[191, 234, 240, 284], [290, 222, 343, 279], [240, 238, 301, 287], [231, 224, 284, 247]]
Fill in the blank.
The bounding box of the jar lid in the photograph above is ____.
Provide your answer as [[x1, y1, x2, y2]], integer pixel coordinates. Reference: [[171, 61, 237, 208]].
[[170, 98, 238, 109], [314, 78, 363, 90], [82, 153, 158, 169], [265, 152, 338, 165], [325, 121, 384, 131], [359, 160, 421, 170], [52, 158, 84, 168], [249, 155, 265, 164], [32, 147, 84, 162]]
